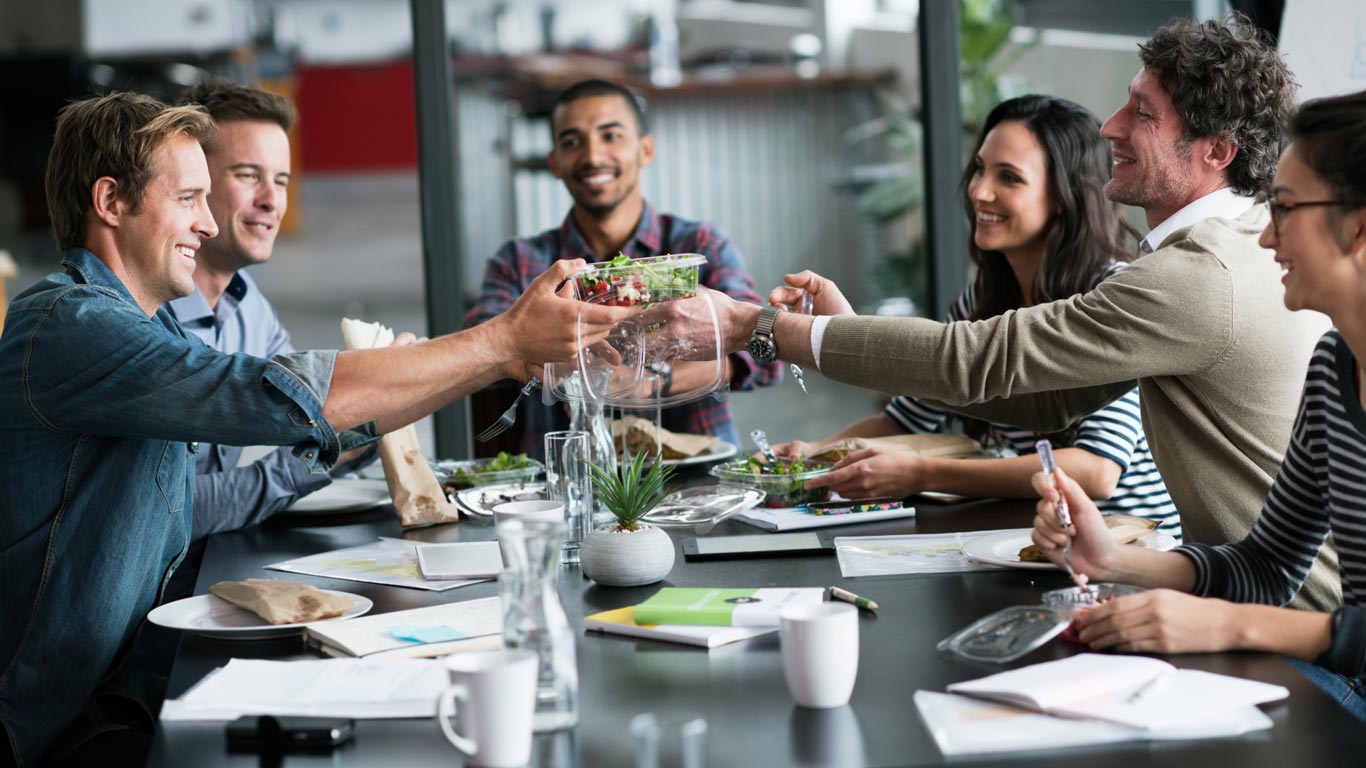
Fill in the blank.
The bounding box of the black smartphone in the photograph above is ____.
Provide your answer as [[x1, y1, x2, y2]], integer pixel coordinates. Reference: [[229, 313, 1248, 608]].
[[681, 532, 833, 561], [225, 715, 355, 752]]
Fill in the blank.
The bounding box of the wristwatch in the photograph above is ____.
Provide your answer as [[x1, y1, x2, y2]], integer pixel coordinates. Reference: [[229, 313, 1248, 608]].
[[746, 306, 782, 365]]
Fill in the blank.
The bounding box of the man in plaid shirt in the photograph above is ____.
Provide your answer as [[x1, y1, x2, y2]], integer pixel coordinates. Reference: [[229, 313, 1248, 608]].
[[465, 79, 781, 455]]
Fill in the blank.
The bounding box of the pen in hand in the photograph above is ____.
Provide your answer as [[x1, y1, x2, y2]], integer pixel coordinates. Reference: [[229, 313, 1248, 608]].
[[1035, 439, 1090, 591]]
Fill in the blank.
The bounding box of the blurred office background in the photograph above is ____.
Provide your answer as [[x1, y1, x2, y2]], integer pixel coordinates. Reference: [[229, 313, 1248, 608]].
[[3, 0, 1340, 457]]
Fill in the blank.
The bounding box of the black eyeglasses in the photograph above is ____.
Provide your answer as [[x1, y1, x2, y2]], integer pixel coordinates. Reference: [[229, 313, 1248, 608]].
[[1268, 199, 1365, 237]]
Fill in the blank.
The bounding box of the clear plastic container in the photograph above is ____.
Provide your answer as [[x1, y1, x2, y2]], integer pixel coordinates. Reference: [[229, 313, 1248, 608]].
[[574, 288, 726, 409], [573, 254, 706, 305], [431, 456, 544, 493], [1042, 583, 1146, 643], [708, 458, 834, 508]]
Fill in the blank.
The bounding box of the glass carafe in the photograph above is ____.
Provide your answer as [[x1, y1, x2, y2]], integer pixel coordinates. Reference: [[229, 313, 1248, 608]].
[[565, 370, 619, 528], [497, 517, 578, 731]]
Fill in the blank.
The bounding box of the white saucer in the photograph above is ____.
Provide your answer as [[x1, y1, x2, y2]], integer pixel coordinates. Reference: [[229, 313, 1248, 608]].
[[285, 479, 391, 515], [147, 590, 372, 639], [659, 440, 739, 468], [961, 528, 1177, 570]]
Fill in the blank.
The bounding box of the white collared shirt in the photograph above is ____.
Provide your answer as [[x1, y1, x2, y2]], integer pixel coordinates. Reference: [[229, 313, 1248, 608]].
[[1140, 187, 1256, 254]]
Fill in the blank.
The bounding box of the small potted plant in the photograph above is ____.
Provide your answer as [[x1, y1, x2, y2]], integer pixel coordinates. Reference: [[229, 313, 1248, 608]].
[[581, 451, 676, 587]]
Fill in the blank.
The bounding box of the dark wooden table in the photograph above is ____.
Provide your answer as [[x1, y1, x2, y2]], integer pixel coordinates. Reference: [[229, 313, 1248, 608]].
[[148, 492, 1366, 767]]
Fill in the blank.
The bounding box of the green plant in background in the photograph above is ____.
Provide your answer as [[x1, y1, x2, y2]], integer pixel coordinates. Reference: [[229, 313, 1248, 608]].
[[853, 0, 1034, 312], [961, 0, 1037, 130], [590, 450, 675, 532]]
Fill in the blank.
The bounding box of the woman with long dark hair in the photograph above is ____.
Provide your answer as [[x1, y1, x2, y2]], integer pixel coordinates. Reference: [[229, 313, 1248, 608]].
[[781, 95, 1177, 535]]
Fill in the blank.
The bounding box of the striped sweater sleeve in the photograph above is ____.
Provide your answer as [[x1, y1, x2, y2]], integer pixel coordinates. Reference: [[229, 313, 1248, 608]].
[[1175, 343, 1334, 605]]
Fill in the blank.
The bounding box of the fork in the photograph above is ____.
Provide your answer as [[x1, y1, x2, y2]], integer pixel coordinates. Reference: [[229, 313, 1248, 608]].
[[476, 377, 540, 443]]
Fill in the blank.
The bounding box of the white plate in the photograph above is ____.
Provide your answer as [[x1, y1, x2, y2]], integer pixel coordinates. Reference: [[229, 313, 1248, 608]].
[[284, 479, 391, 515], [961, 528, 1177, 570], [455, 482, 548, 517], [659, 440, 739, 468], [147, 590, 372, 639]]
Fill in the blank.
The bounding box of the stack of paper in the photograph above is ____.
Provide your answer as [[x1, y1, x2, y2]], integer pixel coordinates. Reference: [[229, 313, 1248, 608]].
[[734, 503, 916, 531], [304, 596, 504, 659], [161, 658, 446, 721], [916, 654, 1287, 756]]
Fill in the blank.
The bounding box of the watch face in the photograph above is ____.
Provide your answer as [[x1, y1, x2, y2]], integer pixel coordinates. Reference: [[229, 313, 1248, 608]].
[[747, 336, 777, 364]]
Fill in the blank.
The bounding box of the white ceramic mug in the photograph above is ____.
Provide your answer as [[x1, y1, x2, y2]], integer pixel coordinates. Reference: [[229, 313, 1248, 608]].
[[436, 649, 538, 767], [780, 602, 859, 709], [492, 500, 565, 528]]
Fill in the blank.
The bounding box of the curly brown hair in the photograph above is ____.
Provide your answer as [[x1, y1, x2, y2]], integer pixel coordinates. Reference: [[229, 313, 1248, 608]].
[[45, 92, 214, 252], [1139, 14, 1296, 197]]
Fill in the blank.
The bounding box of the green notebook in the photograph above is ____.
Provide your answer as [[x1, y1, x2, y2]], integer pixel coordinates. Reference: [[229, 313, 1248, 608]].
[[632, 587, 825, 627]]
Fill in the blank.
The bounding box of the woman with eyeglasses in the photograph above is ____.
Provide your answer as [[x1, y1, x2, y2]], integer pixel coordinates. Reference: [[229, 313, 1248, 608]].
[[1029, 90, 1366, 720], [772, 95, 1179, 537]]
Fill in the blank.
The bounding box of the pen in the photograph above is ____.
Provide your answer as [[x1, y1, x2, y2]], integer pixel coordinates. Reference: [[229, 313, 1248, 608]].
[[796, 498, 903, 516], [828, 586, 878, 612], [1033, 440, 1070, 527]]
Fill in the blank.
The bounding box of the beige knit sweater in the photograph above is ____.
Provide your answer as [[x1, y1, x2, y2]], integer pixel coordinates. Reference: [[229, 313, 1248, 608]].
[[820, 205, 1341, 611]]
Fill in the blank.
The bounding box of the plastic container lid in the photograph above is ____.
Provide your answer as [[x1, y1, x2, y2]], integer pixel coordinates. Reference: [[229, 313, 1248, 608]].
[[642, 486, 766, 532], [936, 605, 1070, 664]]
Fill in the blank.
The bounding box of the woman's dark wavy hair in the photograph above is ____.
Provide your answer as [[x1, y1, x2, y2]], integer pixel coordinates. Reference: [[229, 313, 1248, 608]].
[[1288, 90, 1366, 208], [954, 95, 1137, 446], [961, 94, 1138, 323]]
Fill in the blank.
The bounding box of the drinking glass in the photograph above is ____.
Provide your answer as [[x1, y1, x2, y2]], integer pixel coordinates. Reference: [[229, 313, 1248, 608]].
[[544, 430, 593, 565]]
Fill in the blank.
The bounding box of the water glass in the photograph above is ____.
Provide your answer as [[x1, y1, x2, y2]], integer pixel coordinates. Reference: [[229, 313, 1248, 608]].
[[544, 430, 593, 565], [631, 712, 706, 768]]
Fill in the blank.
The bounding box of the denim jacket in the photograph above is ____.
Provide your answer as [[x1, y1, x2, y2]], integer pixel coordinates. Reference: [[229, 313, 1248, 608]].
[[0, 249, 374, 765]]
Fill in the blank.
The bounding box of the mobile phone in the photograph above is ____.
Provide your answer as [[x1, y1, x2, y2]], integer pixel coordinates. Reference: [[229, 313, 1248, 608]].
[[225, 715, 355, 752], [681, 532, 833, 561]]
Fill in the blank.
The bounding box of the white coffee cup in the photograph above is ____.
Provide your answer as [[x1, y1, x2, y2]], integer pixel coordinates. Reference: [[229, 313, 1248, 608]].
[[780, 602, 859, 709], [492, 500, 565, 528], [436, 649, 538, 767]]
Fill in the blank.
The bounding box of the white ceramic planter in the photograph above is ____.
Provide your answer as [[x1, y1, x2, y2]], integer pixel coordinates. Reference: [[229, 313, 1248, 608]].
[[579, 524, 675, 587]]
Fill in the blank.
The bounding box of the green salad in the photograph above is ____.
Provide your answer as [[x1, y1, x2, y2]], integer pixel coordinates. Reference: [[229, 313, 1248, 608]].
[[575, 253, 702, 306], [714, 455, 832, 508], [442, 452, 535, 490]]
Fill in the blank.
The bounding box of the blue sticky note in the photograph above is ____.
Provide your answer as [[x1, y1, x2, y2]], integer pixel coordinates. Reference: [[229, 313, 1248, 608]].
[[388, 625, 467, 644]]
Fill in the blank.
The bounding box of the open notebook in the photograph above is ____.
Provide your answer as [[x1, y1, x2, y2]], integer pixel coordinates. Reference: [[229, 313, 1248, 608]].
[[945, 654, 1288, 731]]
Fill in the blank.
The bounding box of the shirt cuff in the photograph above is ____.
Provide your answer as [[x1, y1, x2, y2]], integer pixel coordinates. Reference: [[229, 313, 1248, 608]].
[[811, 315, 833, 369], [1316, 606, 1366, 678]]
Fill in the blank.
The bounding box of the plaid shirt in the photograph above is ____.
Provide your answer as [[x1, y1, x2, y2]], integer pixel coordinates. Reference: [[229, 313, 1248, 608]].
[[465, 202, 781, 455]]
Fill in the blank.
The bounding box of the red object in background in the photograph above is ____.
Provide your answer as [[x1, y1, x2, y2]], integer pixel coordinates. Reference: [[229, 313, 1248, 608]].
[[296, 60, 418, 171]]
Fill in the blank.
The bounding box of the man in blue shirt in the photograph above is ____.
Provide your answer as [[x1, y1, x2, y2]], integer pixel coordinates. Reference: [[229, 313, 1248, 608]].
[[0, 92, 630, 767], [166, 81, 373, 541], [465, 79, 781, 455]]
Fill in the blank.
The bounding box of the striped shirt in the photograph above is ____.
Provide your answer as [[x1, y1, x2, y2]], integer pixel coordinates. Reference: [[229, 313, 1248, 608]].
[[1178, 330, 1364, 676], [884, 268, 1180, 536]]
